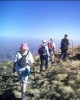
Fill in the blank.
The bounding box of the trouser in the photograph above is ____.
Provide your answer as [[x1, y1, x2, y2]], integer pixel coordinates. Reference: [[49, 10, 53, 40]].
[[49, 49, 54, 62], [60, 50, 68, 61], [40, 55, 48, 72]]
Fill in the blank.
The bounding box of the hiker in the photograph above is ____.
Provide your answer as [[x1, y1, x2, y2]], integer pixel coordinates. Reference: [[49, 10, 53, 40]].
[[60, 34, 70, 61], [48, 38, 56, 63], [13, 43, 34, 100], [38, 40, 50, 73]]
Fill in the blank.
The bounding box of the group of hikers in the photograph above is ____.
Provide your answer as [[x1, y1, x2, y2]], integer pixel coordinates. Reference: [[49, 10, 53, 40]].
[[13, 34, 69, 100], [38, 38, 56, 73], [38, 34, 69, 73]]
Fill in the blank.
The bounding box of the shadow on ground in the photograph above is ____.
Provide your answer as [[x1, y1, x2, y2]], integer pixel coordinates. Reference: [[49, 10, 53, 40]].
[[0, 90, 21, 100]]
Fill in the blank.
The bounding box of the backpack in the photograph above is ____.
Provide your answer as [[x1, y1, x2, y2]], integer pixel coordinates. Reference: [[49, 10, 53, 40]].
[[48, 42, 53, 50], [18, 51, 29, 68], [38, 46, 47, 55], [61, 38, 68, 50], [48, 42, 54, 52]]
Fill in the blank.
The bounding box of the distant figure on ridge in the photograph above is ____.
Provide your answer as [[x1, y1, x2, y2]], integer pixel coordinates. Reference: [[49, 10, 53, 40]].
[[60, 34, 70, 61], [13, 43, 34, 100], [48, 38, 56, 63], [38, 40, 50, 73]]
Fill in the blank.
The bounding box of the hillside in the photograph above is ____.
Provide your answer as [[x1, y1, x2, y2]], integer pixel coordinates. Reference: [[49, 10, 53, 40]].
[[0, 46, 80, 100]]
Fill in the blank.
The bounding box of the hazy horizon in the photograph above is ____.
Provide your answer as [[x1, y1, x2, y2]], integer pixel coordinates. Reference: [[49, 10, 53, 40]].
[[0, 37, 80, 61]]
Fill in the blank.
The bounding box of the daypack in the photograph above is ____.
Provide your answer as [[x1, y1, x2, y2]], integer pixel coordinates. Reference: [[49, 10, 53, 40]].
[[61, 38, 68, 50], [38, 46, 47, 55], [48, 42, 53, 50], [48, 42, 54, 52], [18, 51, 29, 68]]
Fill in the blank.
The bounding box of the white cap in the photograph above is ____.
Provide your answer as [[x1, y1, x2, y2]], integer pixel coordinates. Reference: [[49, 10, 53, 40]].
[[42, 39, 47, 43]]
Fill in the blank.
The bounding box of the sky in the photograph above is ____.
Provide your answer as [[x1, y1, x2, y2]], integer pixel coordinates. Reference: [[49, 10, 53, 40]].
[[0, 1, 80, 41]]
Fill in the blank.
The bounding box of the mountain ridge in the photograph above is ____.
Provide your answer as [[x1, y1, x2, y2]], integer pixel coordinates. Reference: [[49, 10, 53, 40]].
[[0, 45, 80, 100]]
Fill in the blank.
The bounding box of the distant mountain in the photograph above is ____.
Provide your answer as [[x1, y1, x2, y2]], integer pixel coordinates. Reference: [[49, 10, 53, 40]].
[[0, 38, 80, 61]]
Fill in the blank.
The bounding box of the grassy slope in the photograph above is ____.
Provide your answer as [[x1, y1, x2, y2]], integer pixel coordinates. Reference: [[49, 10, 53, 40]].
[[0, 46, 80, 100]]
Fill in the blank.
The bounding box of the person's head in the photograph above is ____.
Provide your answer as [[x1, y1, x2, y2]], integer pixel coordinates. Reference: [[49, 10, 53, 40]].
[[42, 39, 47, 46], [64, 34, 68, 38], [20, 43, 29, 52], [50, 38, 54, 42]]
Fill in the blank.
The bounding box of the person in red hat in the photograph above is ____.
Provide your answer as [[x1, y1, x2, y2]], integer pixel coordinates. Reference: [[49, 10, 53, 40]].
[[13, 43, 34, 100]]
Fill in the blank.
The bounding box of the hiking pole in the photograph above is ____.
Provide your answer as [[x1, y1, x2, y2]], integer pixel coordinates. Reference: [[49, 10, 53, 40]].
[[56, 50, 58, 62], [49, 55, 52, 67], [71, 40, 73, 58], [54, 50, 57, 64], [33, 63, 35, 78]]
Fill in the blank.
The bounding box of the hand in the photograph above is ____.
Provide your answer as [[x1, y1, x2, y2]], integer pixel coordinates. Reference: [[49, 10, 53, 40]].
[[49, 55, 52, 58], [13, 67, 16, 73]]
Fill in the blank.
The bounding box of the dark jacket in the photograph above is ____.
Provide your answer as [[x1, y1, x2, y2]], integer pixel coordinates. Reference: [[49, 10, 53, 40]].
[[61, 38, 69, 50]]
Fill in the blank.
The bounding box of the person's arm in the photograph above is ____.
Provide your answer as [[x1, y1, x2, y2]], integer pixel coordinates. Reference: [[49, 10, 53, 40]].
[[13, 62, 17, 73], [28, 52, 34, 65], [61, 39, 63, 46], [13, 52, 18, 73], [28, 52, 36, 77], [46, 45, 50, 57], [53, 42, 56, 51], [68, 39, 70, 45]]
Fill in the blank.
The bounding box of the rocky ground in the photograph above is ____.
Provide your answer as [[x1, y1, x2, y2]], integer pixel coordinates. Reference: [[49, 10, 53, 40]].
[[0, 46, 80, 100]]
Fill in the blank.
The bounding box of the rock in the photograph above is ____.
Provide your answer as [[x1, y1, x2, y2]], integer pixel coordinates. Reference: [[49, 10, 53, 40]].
[[36, 80, 44, 85], [3, 66, 7, 69], [0, 76, 2, 80], [46, 90, 61, 99], [68, 80, 76, 87], [41, 81, 49, 88], [27, 89, 40, 98], [76, 89, 80, 97], [57, 86, 74, 99], [12, 90, 21, 98], [51, 80, 64, 86], [55, 74, 68, 81], [75, 75, 80, 83]]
